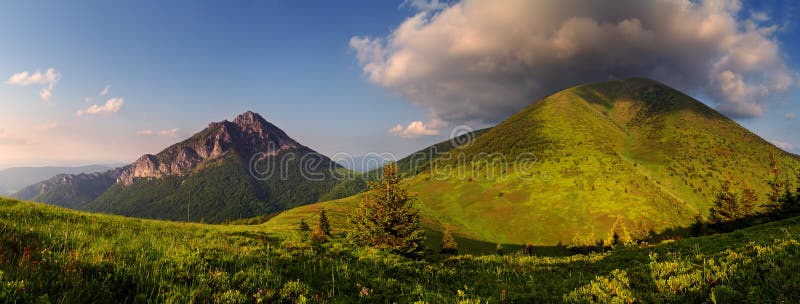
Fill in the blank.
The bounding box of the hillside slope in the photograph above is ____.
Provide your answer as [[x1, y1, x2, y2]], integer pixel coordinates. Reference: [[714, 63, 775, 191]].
[[269, 78, 800, 245]]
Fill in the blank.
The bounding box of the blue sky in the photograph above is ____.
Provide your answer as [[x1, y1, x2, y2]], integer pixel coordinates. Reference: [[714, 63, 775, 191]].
[[0, 0, 799, 168]]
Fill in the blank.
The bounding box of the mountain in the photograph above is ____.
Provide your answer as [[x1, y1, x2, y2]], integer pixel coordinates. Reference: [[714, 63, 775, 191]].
[[265, 78, 800, 245], [15, 111, 348, 223], [0, 165, 115, 195]]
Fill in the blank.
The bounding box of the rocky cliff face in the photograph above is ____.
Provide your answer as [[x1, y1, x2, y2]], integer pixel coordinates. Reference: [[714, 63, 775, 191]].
[[113, 111, 307, 185]]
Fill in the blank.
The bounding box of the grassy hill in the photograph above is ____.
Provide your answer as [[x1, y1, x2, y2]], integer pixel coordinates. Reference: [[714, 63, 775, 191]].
[[268, 78, 800, 246], [1, 197, 798, 302]]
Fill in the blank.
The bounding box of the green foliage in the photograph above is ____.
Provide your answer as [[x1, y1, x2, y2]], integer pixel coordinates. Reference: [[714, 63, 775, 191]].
[[349, 163, 426, 257], [609, 214, 633, 246], [709, 178, 758, 224], [440, 229, 458, 255], [298, 219, 310, 232], [565, 269, 635, 303]]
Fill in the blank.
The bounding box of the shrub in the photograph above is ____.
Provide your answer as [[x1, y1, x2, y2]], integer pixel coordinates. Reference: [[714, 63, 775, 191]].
[[280, 280, 311, 303], [565, 269, 635, 303], [318, 209, 331, 236], [298, 219, 310, 232], [440, 230, 458, 255]]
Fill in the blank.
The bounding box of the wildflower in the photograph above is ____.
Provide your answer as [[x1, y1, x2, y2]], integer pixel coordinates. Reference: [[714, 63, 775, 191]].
[[258, 289, 263, 295], [360, 286, 370, 297]]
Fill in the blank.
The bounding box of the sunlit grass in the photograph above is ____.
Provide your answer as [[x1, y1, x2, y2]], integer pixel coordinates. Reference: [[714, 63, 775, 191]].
[[1, 197, 798, 302]]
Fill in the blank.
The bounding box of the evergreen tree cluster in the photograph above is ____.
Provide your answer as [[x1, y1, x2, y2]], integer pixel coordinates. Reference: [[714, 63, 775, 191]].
[[708, 178, 758, 224]]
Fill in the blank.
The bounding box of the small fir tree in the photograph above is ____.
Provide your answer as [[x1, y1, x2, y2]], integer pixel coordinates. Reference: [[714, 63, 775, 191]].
[[349, 163, 426, 257], [298, 219, 310, 232], [440, 229, 458, 255], [318, 209, 331, 236], [709, 178, 739, 223], [739, 180, 759, 218], [609, 214, 632, 246]]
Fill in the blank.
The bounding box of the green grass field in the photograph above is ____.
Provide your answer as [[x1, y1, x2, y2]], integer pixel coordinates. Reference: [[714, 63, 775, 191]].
[[2, 197, 799, 303]]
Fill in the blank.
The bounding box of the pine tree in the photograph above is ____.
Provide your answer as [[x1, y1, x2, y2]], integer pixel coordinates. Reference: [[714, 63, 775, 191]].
[[349, 163, 426, 257], [739, 180, 758, 218], [709, 178, 739, 223], [440, 229, 458, 255], [298, 219, 310, 232], [311, 225, 327, 243], [765, 154, 785, 213], [310, 224, 327, 253], [318, 208, 331, 236], [608, 214, 631, 246]]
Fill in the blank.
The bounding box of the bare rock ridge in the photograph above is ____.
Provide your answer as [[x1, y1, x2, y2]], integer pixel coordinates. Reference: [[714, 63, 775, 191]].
[[113, 111, 307, 185]]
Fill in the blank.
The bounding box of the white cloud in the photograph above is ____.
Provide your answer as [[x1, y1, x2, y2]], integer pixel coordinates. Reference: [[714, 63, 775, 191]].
[[99, 85, 111, 96], [137, 128, 179, 138], [6, 68, 60, 102], [786, 112, 797, 120], [76, 97, 124, 116], [351, 0, 795, 122], [750, 11, 769, 22], [39, 88, 52, 102], [6, 68, 58, 86], [38, 121, 59, 131], [402, 0, 448, 12], [389, 118, 446, 139], [770, 140, 795, 152], [158, 128, 180, 138]]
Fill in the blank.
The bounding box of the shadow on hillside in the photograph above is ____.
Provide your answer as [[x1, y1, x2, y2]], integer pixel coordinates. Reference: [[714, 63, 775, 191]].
[[574, 78, 723, 121], [425, 229, 572, 257]]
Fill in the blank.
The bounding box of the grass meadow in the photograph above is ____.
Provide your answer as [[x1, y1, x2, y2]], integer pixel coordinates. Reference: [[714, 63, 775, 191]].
[[1, 197, 799, 303]]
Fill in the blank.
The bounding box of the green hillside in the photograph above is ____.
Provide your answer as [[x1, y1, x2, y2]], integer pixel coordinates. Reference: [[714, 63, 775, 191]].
[[84, 152, 344, 223], [1, 197, 798, 303], [268, 78, 800, 246]]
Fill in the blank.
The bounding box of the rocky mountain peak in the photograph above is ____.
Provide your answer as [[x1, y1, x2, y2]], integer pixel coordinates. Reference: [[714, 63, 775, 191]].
[[115, 111, 305, 185], [233, 111, 266, 128]]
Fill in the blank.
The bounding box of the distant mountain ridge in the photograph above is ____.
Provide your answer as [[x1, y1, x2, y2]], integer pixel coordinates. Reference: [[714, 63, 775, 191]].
[[15, 111, 350, 222], [0, 165, 115, 195]]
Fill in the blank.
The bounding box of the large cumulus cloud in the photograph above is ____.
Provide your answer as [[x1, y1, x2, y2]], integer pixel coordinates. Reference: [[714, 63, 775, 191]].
[[351, 0, 794, 123]]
